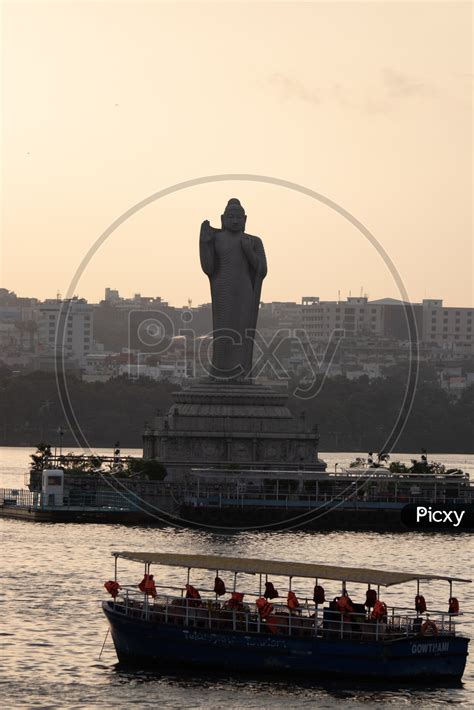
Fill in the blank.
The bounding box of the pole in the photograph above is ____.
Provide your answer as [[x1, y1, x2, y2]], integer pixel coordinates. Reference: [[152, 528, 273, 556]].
[[143, 563, 148, 618], [98, 628, 110, 659]]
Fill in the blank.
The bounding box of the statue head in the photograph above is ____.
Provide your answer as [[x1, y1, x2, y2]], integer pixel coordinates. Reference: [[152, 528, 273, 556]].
[[221, 198, 247, 233]]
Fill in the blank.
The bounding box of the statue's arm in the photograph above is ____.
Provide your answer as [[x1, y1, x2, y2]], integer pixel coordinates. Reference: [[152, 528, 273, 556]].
[[199, 220, 217, 275], [241, 235, 267, 276], [255, 237, 267, 279]]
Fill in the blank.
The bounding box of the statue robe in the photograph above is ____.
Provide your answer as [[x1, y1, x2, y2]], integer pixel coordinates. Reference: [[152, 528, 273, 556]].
[[200, 229, 267, 379]]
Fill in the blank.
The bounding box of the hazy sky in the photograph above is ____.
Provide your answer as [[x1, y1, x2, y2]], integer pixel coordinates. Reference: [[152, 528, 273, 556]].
[[2, 1, 472, 307]]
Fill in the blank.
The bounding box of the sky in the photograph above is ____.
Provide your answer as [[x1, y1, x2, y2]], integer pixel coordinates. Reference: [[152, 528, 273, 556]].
[[1, 1, 473, 307]]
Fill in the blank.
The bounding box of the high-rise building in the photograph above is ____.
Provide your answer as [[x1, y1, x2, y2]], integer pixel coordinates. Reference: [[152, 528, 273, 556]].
[[37, 298, 93, 364], [421, 299, 473, 350], [301, 296, 384, 340], [301, 295, 473, 352]]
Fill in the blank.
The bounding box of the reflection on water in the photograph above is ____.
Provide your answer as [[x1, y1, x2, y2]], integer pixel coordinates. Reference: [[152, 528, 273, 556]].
[[0, 447, 473, 708]]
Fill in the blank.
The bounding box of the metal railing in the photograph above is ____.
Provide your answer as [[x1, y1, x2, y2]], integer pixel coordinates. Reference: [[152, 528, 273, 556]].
[[107, 587, 459, 641], [0, 487, 139, 511], [182, 491, 473, 508]]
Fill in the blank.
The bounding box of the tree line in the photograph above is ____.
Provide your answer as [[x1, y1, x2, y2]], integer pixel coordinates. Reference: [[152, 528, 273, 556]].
[[0, 366, 472, 453]]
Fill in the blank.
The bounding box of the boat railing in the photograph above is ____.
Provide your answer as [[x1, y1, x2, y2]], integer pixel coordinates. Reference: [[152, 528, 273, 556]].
[[183, 489, 473, 507], [108, 587, 459, 640], [0, 487, 142, 511]]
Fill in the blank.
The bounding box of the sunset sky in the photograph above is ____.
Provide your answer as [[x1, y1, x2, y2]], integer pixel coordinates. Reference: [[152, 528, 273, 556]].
[[1, 1, 472, 307]]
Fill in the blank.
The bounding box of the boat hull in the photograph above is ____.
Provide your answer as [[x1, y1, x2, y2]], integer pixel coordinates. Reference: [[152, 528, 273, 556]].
[[102, 602, 469, 681]]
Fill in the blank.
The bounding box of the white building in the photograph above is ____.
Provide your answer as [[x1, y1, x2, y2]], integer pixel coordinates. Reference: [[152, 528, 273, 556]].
[[301, 296, 384, 341], [422, 299, 473, 351], [37, 298, 93, 365]]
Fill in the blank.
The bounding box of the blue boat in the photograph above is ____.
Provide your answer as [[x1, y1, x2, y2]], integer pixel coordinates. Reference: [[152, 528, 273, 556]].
[[102, 552, 471, 681]]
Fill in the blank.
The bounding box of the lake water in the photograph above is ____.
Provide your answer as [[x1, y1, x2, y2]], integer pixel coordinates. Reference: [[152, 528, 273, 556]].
[[1, 446, 473, 709]]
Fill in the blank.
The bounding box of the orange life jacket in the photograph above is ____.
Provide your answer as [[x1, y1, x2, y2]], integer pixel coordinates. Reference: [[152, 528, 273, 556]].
[[104, 580, 121, 598], [256, 596, 274, 619], [224, 591, 245, 610], [415, 594, 427, 613], [371, 600, 388, 621], [185, 584, 201, 599], [138, 573, 157, 598], [336, 594, 354, 619], [287, 591, 300, 610], [448, 597, 460, 615]]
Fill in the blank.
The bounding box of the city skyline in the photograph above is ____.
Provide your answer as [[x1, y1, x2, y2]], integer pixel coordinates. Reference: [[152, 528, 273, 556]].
[[1, 284, 473, 310], [2, 285, 473, 363], [2, 2, 472, 307]]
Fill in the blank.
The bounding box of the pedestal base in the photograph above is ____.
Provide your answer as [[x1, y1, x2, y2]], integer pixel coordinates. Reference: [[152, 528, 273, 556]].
[[143, 380, 324, 479]]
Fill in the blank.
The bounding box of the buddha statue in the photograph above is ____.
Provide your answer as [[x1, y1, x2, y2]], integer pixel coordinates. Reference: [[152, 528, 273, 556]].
[[199, 198, 267, 380]]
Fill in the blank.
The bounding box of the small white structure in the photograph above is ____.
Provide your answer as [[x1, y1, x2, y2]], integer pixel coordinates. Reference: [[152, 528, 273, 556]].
[[42, 469, 64, 506]]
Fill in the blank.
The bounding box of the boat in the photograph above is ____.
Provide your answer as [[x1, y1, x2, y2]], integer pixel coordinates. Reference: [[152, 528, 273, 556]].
[[11, 447, 470, 531], [102, 552, 471, 681], [180, 463, 473, 530]]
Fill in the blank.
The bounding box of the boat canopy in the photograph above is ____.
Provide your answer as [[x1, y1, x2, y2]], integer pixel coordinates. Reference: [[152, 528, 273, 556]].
[[112, 552, 472, 588]]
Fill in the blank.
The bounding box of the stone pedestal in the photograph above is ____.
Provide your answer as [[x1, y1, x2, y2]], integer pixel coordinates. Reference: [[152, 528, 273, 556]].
[[143, 380, 325, 479]]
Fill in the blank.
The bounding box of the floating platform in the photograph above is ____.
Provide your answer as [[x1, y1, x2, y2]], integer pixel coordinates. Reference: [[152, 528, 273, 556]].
[[0, 503, 154, 524]]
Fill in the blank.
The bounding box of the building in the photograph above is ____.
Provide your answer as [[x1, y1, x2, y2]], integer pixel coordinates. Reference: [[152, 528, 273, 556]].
[[371, 298, 422, 343], [102, 288, 169, 310], [301, 296, 384, 340], [104, 287, 121, 304], [421, 299, 473, 351], [260, 301, 303, 331], [37, 298, 93, 365], [301, 295, 473, 352]]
